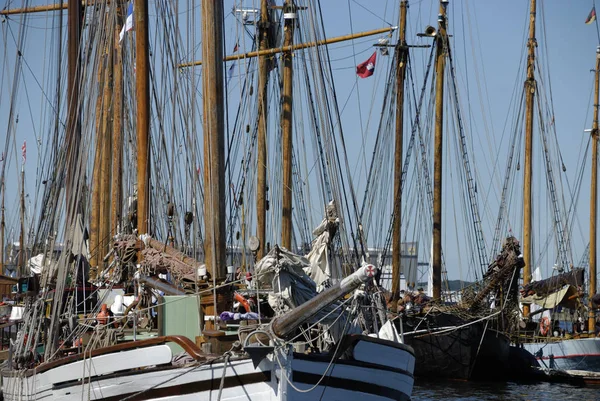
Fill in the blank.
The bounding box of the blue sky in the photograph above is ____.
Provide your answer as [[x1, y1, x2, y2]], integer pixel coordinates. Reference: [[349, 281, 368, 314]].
[[1, 0, 600, 282]]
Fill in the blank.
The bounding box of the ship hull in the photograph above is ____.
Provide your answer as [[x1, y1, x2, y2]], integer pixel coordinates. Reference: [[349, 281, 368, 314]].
[[403, 317, 510, 380], [522, 337, 600, 371], [1, 335, 414, 401]]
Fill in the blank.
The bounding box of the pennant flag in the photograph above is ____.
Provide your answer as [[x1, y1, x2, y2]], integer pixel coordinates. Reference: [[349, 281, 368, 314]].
[[233, 42, 239, 53], [227, 63, 236, 83], [21, 141, 26, 164], [586, 6, 596, 24], [119, 2, 134, 42], [356, 51, 377, 78]]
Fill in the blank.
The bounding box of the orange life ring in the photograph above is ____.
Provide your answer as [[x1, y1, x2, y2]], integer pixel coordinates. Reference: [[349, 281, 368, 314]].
[[539, 317, 550, 336], [234, 292, 251, 313]]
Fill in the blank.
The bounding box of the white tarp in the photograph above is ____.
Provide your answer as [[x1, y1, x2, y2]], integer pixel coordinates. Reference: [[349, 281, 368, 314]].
[[254, 246, 360, 345], [304, 201, 343, 291], [28, 253, 58, 276]]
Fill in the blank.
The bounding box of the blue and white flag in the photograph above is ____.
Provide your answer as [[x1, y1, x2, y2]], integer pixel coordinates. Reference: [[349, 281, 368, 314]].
[[119, 2, 134, 42]]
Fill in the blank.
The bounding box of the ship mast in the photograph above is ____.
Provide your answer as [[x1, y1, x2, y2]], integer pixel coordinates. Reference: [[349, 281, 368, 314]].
[[112, 6, 124, 237], [256, 0, 271, 259], [18, 169, 25, 277], [136, 0, 151, 237], [391, 0, 408, 303], [589, 46, 600, 333], [90, 19, 114, 278], [522, 0, 536, 318], [0, 181, 4, 274], [65, 0, 81, 225], [432, 0, 448, 300], [201, 0, 226, 279], [281, 0, 295, 249]]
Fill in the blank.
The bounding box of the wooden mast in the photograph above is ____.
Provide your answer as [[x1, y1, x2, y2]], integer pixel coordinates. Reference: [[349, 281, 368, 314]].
[[136, 0, 151, 236], [99, 26, 114, 271], [201, 0, 226, 279], [18, 169, 25, 277], [90, 20, 113, 278], [112, 6, 124, 236], [0, 181, 3, 273], [256, 0, 271, 259], [281, 0, 295, 249], [66, 0, 81, 222], [432, 0, 448, 300], [522, 0, 536, 318], [391, 0, 408, 303], [589, 46, 600, 333]]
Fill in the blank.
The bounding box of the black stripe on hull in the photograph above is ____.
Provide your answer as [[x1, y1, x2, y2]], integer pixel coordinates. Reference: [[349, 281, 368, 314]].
[[292, 371, 411, 401], [68, 371, 271, 401]]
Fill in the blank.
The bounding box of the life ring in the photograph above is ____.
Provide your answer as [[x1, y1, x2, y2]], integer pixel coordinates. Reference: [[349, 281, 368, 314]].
[[539, 317, 550, 336], [234, 292, 251, 313]]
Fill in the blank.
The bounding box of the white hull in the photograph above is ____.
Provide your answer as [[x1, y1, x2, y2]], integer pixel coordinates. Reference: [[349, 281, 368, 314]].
[[522, 337, 600, 371], [2, 336, 414, 401]]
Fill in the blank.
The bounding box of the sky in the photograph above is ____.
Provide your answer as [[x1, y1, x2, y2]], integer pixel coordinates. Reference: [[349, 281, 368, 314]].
[[1, 0, 600, 283]]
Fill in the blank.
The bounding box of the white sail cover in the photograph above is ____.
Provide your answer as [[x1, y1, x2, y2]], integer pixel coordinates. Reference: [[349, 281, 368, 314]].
[[304, 200, 343, 291], [254, 246, 361, 344], [255, 247, 319, 314]]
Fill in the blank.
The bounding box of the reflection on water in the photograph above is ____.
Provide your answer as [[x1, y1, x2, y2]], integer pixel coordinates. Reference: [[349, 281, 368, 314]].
[[413, 379, 600, 401]]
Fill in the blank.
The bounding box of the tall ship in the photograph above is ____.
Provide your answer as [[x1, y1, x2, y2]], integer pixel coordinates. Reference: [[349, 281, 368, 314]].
[[0, 0, 415, 399]]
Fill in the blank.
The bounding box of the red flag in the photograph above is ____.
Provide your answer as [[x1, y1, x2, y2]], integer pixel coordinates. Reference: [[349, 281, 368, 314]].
[[21, 141, 26, 164], [586, 7, 597, 24], [356, 51, 377, 78], [233, 42, 239, 52]]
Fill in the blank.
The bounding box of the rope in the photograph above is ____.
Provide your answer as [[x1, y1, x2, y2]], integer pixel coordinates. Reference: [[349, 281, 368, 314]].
[[216, 352, 231, 401]]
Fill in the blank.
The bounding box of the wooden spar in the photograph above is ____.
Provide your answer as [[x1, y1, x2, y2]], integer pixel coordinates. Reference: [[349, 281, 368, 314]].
[[201, 0, 226, 330], [589, 46, 600, 333], [522, 0, 536, 318], [111, 7, 124, 236], [65, 0, 81, 223], [256, 0, 270, 260], [18, 170, 25, 277], [136, 0, 151, 236], [178, 26, 397, 68], [0, 1, 102, 15], [281, 0, 294, 249], [90, 45, 105, 274], [0, 179, 4, 272], [201, 0, 226, 279], [432, 0, 448, 301], [0, 3, 68, 14], [99, 26, 114, 274], [391, 0, 408, 303]]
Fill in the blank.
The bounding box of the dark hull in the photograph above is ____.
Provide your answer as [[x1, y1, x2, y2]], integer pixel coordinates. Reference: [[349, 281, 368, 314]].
[[402, 314, 510, 380]]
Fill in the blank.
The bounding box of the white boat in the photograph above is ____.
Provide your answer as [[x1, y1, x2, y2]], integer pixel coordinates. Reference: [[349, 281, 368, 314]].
[[2, 335, 414, 401], [2, 264, 415, 401], [522, 337, 600, 372]]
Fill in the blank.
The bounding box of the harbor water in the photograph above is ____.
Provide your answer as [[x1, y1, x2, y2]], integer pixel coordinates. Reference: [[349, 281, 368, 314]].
[[413, 379, 600, 400]]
